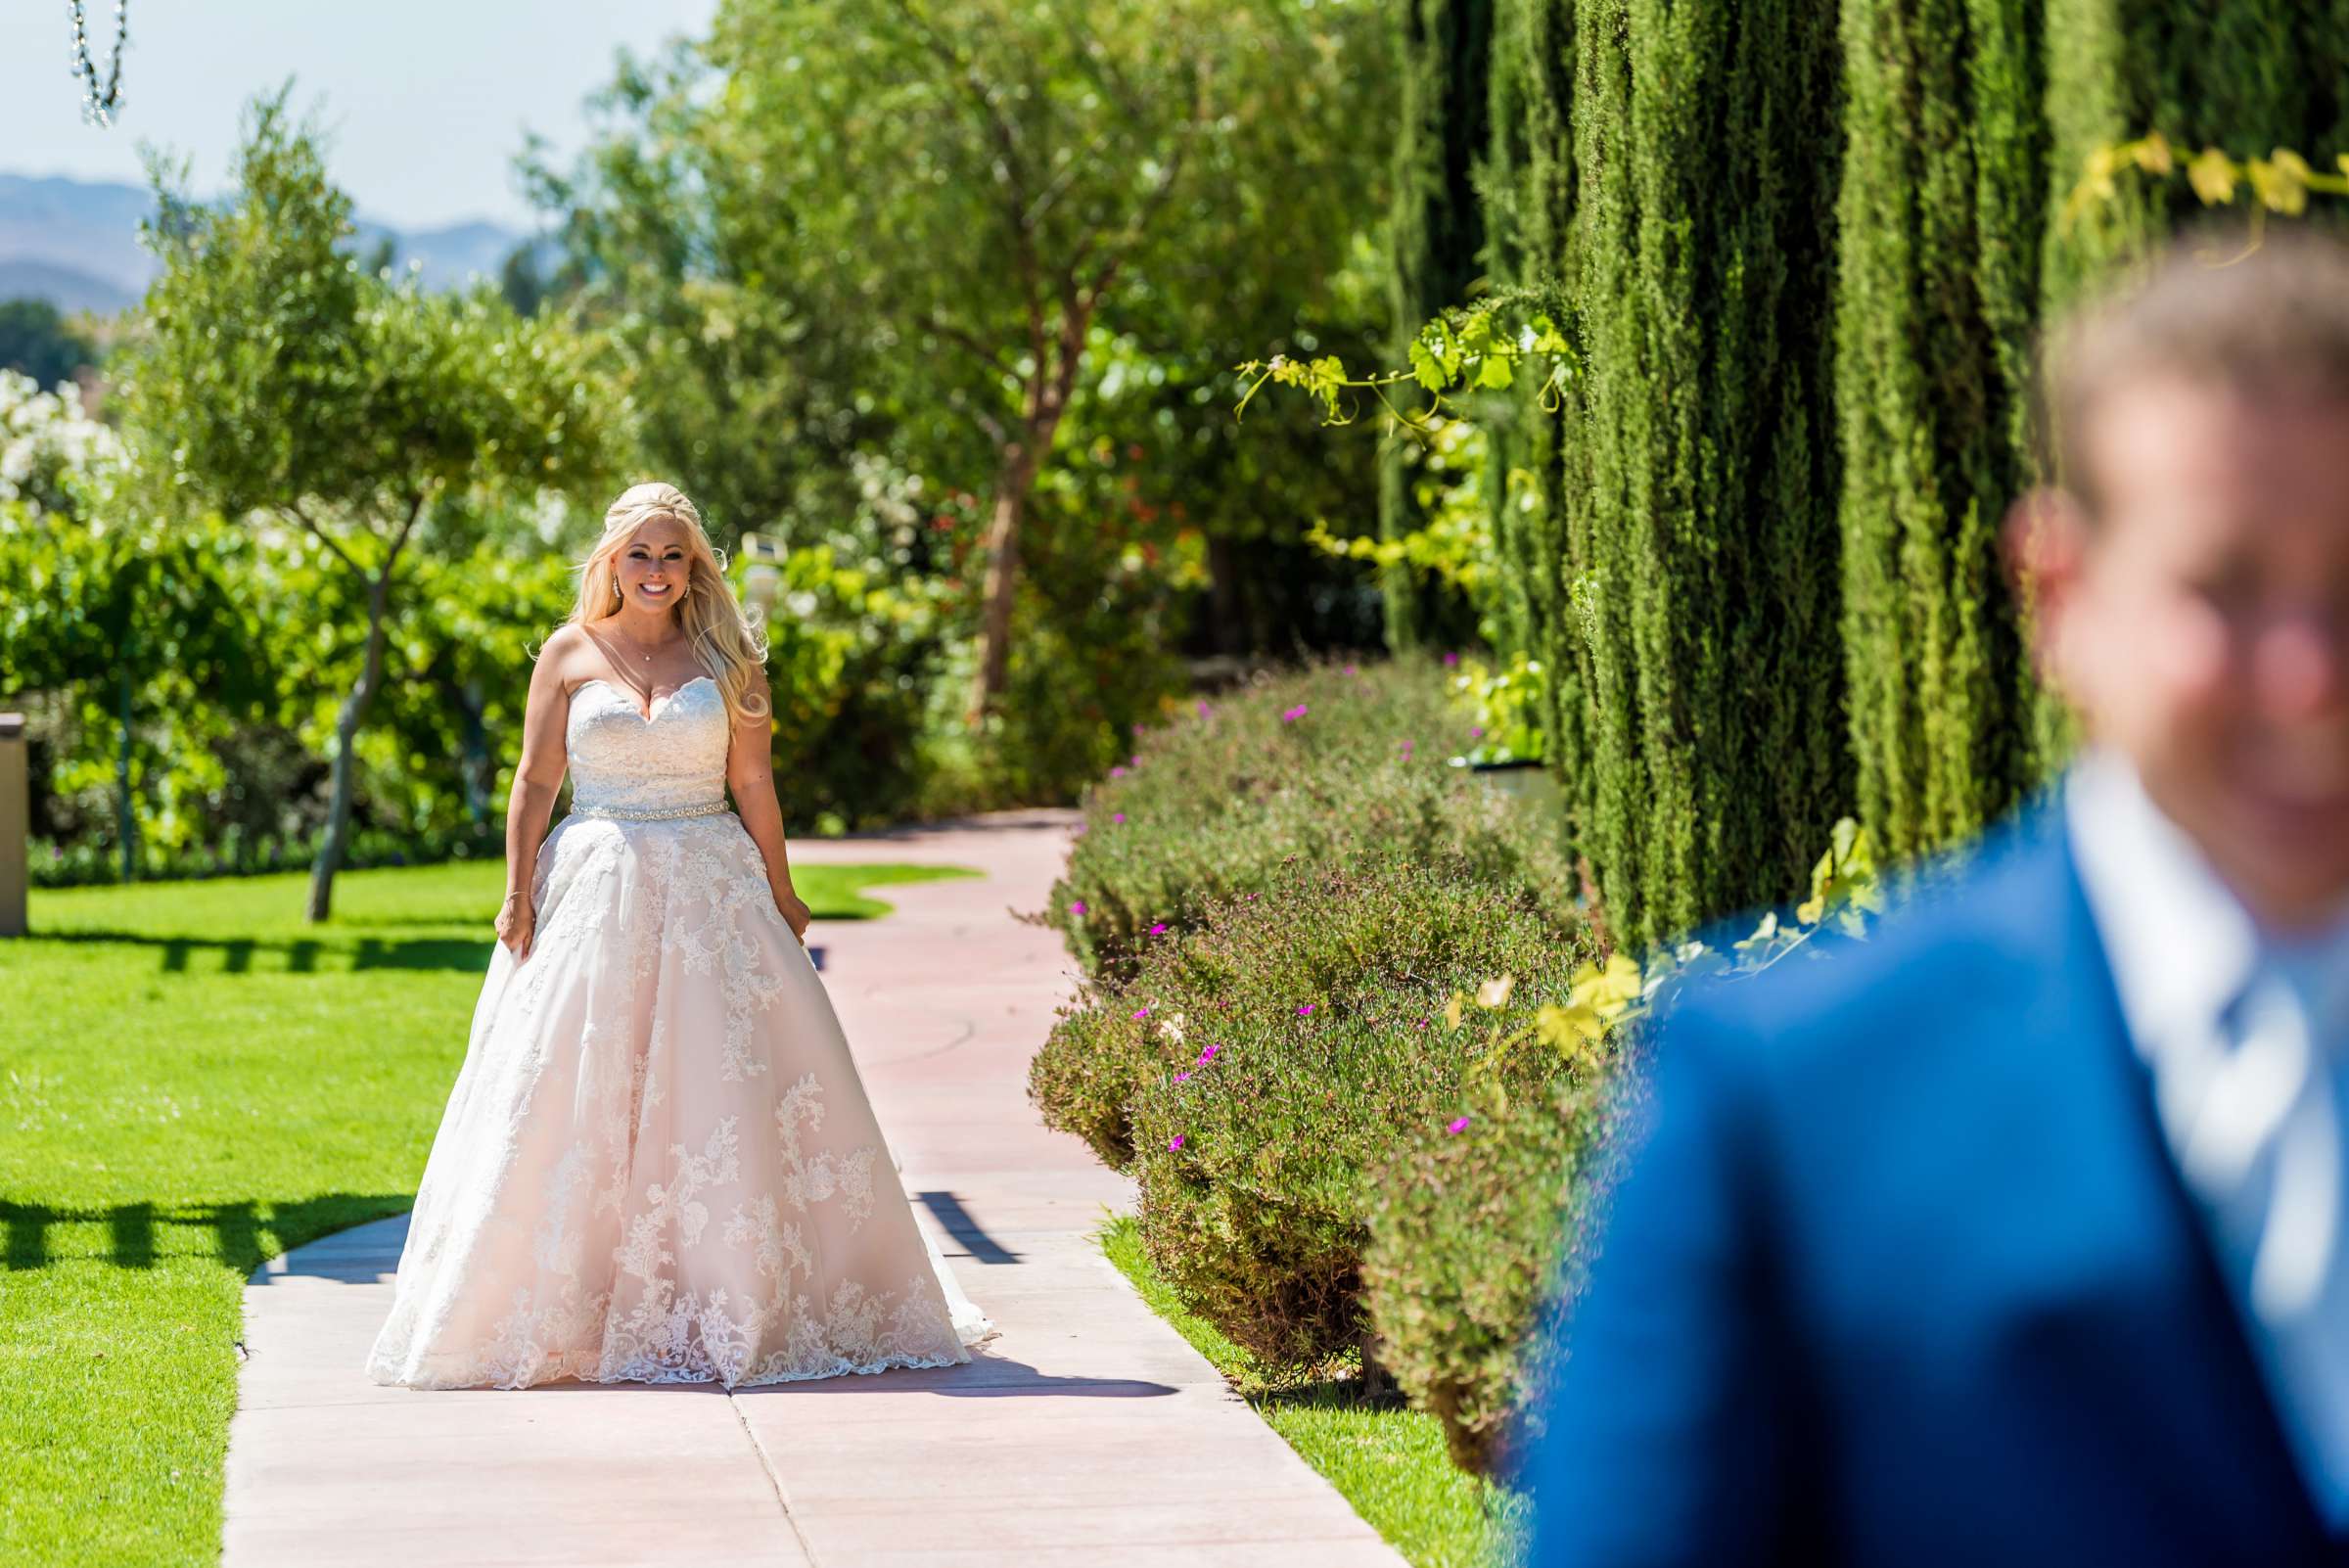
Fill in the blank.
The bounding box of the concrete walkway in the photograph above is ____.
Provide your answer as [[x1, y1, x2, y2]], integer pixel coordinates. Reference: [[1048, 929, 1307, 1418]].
[[223, 809, 1406, 1568]]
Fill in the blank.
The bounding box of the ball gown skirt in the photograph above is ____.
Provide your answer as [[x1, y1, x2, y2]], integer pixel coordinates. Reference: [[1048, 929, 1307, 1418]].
[[365, 674, 993, 1390]]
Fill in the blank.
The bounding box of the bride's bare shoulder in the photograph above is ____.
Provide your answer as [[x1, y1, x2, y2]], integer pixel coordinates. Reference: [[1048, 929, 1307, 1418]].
[[533, 624, 600, 701]]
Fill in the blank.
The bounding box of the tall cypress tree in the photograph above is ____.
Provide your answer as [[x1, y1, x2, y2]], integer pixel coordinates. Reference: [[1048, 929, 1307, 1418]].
[[1564, 0, 1849, 948], [1482, 0, 1586, 821], [2045, 0, 2349, 311], [1834, 0, 2050, 861], [1381, 0, 1496, 651]]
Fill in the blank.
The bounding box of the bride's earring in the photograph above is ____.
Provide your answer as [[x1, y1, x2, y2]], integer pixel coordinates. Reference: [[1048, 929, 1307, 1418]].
[[612, 579, 622, 606]]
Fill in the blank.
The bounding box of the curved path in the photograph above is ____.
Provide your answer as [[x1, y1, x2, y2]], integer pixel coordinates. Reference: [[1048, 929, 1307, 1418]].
[[222, 809, 1405, 1568]]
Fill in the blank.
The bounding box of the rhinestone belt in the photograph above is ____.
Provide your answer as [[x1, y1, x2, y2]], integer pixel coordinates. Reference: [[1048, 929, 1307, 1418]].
[[573, 799, 731, 822]]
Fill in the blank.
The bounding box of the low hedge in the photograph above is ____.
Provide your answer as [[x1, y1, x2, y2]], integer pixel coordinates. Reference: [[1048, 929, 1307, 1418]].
[[1091, 853, 1597, 1369], [1040, 658, 1578, 980]]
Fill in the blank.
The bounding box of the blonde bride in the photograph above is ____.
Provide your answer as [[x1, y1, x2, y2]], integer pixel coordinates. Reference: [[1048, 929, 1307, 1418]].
[[367, 481, 993, 1389]]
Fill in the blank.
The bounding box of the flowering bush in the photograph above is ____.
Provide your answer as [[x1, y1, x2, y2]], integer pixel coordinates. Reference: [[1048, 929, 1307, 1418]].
[[1036, 853, 1599, 1370], [0, 370, 118, 516]]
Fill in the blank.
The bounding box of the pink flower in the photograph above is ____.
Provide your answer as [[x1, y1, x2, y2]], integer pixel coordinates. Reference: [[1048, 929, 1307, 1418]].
[[1133, 1006, 1151, 1020], [1174, 1070, 1193, 1084], [1113, 812, 1127, 824], [1282, 704, 1310, 722], [1148, 921, 1168, 936], [1297, 1002, 1315, 1016], [1197, 1042, 1220, 1064], [1109, 765, 1128, 778], [1344, 664, 1358, 675], [1070, 899, 1087, 915], [1400, 739, 1415, 752], [1132, 721, 1145, 735], [1447, 1116, 1471, 1134], [1128, 756, 1140, 768], [1442, 651, 1460, 668], [1470, 725, 1485, 739], [1169, 1133, 1185, 1151], [1197, 701, 1214, 719]]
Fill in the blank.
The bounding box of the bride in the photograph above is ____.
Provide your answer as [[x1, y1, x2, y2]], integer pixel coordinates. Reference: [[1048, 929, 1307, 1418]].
[[367, 481, 993, 1390]]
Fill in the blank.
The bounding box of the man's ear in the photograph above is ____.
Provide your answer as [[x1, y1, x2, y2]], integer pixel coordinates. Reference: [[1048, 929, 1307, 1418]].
[[2004, 486, 2090, 688]]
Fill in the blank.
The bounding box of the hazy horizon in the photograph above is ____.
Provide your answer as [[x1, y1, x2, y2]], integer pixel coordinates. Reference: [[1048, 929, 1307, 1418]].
[[0, 2, 718, 231]]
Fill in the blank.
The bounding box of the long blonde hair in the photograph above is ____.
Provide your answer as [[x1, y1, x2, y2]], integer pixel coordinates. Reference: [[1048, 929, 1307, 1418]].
[[567, 482, 772, 725]]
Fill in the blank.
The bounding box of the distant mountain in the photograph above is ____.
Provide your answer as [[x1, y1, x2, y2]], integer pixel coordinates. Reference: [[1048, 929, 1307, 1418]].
[[0, 173, 552, 316], [0, 257, 136, 316]]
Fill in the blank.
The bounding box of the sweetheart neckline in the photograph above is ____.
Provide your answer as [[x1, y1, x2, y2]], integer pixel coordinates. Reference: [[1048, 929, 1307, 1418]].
[[576, 673, 715, 723]]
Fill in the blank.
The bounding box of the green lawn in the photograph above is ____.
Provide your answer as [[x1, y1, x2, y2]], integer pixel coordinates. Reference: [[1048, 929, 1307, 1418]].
[[0, 856, 977, 1568], [1096, 1215, 1533, 1568]]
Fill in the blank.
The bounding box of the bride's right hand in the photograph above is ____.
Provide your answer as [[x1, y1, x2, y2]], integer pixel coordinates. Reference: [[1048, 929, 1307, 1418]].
[[496, 892, 534, 961]]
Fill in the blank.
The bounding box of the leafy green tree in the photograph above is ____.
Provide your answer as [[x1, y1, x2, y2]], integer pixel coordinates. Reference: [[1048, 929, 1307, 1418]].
[[114, 87, 628, 920], [0, 300, 98, 390], [693, 0, 1380, 724]]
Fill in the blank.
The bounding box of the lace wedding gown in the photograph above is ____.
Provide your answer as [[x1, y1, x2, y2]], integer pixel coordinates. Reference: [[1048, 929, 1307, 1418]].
[[366, 673, 994, 1390]]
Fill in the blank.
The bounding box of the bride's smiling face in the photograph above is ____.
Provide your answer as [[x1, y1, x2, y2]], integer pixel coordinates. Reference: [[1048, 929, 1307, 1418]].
[[612, 516, 695, 615]]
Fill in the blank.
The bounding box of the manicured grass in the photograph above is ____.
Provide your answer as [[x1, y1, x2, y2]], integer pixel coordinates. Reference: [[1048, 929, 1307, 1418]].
[[0, 856, 976, 1568], [1097, 1215, 1533, 1568]]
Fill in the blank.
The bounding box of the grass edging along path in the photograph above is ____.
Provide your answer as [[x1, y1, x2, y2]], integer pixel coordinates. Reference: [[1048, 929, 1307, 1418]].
[[1096, 1214, 1533, 1568], [0, 857, 977, 1568]]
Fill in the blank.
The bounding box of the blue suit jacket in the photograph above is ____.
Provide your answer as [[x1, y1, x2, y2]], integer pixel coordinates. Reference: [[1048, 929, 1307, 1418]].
[[1525, 803, 2347, 1565]]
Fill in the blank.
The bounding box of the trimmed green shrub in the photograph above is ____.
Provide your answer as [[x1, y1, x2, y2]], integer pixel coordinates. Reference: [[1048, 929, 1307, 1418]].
[[1118, 853, 1597, 1368], [1041, 658, 1578, 981], [1361, 1069, 1610, 1478]]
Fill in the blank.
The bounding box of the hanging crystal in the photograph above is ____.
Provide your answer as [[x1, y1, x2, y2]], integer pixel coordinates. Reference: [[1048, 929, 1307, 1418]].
[[67, 1, 130, 128]]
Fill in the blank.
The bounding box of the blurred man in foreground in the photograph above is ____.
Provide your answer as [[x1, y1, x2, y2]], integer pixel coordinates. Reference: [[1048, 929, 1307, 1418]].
[[1527, 225, 2349, 1565]]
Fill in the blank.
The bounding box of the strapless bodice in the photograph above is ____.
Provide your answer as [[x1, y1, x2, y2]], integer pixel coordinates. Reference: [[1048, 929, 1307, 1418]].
[[564, 676, 732, 819]]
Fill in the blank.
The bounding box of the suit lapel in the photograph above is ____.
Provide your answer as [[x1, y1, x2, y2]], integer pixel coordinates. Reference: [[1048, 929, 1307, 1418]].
[[2041, 811, 2338, 1546]]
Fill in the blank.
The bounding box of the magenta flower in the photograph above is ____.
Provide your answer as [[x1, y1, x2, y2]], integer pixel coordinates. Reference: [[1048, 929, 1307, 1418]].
[[1344, 664, 1358, 675], [1282, 704, 1310, 722], [1443, 651, 1460, 668], [1133, 1006, 1151, 1020], [1447, 1116, 1471, 1134], [1071, 899, 1087, 916], [1197, 1042, 1220, 1064], [1128, 756, 1140, 768], [1109, 765, 1128, 778], [1297, 1002, 1315, 1016], [1132, 721, 1145, 735], [1470, 725, 1485, 739], [1148, 921, 1169, 936], [1169, 1133, 1185, 1151], [1113, 812, 1127, 824], [1400, 739, 1415, 753], [1174, 1070, 1193, 1084], [1197, 700, 1214, 719]]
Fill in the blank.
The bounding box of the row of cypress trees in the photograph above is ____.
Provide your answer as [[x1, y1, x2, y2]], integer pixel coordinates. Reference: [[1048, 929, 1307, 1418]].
[[1418, 0, 2349, 945]]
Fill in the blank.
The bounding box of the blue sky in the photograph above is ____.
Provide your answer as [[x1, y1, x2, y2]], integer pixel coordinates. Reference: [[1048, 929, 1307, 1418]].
[[0, 1, 718, 230]]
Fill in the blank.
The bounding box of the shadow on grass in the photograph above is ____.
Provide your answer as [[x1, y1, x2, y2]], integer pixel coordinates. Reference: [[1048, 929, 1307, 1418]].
[[0, 1192, 416, 1275], [23, 929, 491, 976]]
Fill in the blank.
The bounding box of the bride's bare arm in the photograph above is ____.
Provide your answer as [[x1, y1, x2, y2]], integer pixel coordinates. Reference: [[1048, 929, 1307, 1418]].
[[501, 641, 575, 935], [724, 666, 810, 938]]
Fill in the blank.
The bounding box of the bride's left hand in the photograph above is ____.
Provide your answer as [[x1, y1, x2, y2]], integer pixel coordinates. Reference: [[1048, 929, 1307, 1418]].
[[772, 885, 812, 945]]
